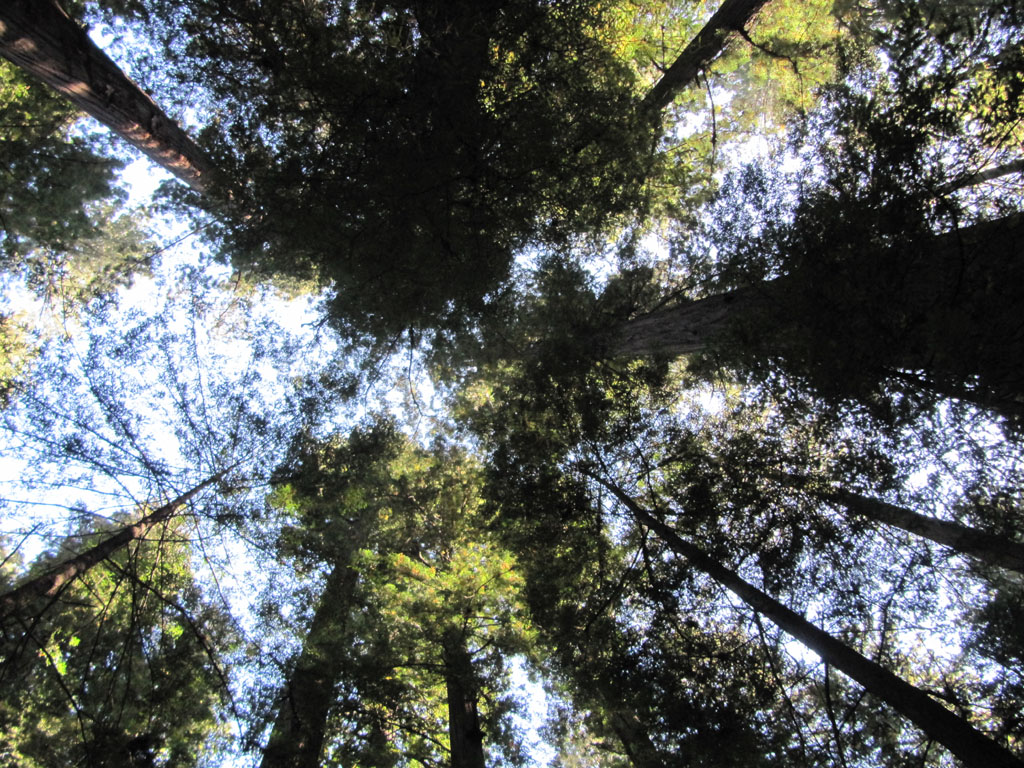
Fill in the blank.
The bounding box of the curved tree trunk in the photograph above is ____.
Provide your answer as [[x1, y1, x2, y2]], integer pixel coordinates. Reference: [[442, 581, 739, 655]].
[[591, 474, 1024, 768], [0, 473, 223, 620], [0, 0, 215, 192]]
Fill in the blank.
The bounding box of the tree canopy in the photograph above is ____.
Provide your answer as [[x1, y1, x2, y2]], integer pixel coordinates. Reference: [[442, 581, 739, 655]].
[[1, 0, 1023, 765]]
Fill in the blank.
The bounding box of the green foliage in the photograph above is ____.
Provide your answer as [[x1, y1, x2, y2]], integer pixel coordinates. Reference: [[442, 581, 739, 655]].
[[139, 0, 658, 340], [664, 0, 1024, 429], [0, 312, 34, 406], [0, 522, 231, 767], [263, 424, 532, 766], [0, 61, 130, 272], [5, 0, 1024, 764]]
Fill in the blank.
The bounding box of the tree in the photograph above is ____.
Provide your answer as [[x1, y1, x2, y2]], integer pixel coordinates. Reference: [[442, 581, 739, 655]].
[[258, 423, 531, 768], [461, 360, 806, 766], [0, 472, 225, 621], [580, 0, 1024, 427], [456, 253, 1024, 765], [640, 0, 772, 114], [789, 482, 1024, 576], [258, 421, 405, 768], [0, 0, 214, 191], [1, 59, 118, 258], [4, 0, 1024, 764], [0, 517, 233, 767], [0, 56, 156, 315], [590, 473, 1024, 768], [2, 0, 860, 344], [605, 208, 1024, 423]]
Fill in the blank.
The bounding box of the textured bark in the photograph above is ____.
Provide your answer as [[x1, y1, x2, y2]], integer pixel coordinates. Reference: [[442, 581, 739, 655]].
[[831, 489, 1024, 575], [610, 284, 768, 359], [641, 0, 771, 114], [442, 628, 486, 768], [260, 527, 369, 768], [0, 0, 215, 192], [605, 705, 665, 768], [0, 473, 222, 620], [611, 213, 1024, 421], [593, 476, 1024, 768]]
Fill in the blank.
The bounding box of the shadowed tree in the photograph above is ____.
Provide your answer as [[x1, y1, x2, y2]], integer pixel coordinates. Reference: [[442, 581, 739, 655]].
[[590, 473, 1024, 768], [258, 421, 405, 768]]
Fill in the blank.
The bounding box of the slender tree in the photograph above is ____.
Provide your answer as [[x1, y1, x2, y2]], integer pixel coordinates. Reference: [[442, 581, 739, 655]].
[[804, 484, 1024, 576], [0, 472, 224, 620], [591, 471, 1024, 768], [640, 0, 771, 114]]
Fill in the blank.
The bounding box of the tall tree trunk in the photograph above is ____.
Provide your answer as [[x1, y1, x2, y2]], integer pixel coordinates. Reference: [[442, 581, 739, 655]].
[[261, 519, 371, 768], [442, 627, 486, 768], [829, 488, 1024, 575], [604, 703, 665, 768], [0, 473, 223, 620], [591, 475, 1024, 768], [939, 158, 1024, 193], [641, 0, 771, 114], [0, 0, 215, 192], [772, 471, 1024, 574], [610, 284, 767, 359], [609, 212, 1024, 422]]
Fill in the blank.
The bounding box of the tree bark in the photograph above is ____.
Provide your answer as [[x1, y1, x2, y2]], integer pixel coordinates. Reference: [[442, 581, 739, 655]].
[[641, 0, 771, 114], [592, 475, 1024, 768], [830, 488, 1024, 575], [442, 627, 486, 768], [609, 212, 1024, 421], [260, 522, 370, 768], [0, 473, 223, 620], [610, 284, 769, 359], [0, 0, 215, 192], [605, 704, 665, 768]]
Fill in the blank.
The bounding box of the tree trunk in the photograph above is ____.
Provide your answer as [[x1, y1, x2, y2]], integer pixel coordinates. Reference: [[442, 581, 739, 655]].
[[610, 284, 768, 359], [939, 158, 1024, 193], [442, 628, 486, 768], [592, 475, 1024, 768], [829, 488, 1024, 575], [610, 213, 1024, 358], [609, 212, 1024, 422], [0, 473, 223, 620], [605, 704, 665, 768], [0, 0, 215, 192], [772, 471, 1024, 575], [260, 523, 370, 768], [641, 0, 771, 114]]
